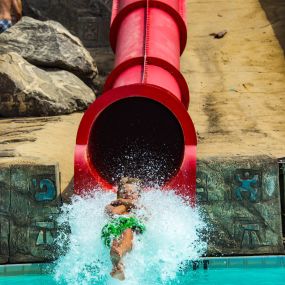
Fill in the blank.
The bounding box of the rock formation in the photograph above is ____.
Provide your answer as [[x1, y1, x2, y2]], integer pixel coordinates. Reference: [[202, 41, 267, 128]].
[[0, 17, 98, 117], [0, 17, 98, 86], [0, 53, 95, 117]]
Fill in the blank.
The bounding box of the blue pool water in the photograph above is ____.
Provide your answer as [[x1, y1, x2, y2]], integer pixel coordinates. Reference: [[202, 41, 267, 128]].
[[0, 267, 285, 285], [1, 191, 283, 285]]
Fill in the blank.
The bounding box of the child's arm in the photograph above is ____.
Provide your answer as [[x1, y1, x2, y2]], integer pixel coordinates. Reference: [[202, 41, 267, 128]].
[[12, 0, 22, 21], [105, 204, 127, 216], [112, 198, 137, 211]]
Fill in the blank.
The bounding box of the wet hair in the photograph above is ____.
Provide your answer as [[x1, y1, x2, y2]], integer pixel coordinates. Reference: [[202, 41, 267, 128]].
[[117, 177, 142, 195]]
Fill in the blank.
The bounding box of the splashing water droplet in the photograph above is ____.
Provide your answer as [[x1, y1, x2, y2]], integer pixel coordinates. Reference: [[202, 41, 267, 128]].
[[54, 189, 207, 285]]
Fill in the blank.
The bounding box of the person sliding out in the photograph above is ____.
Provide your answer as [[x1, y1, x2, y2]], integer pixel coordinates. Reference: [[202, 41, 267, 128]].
[[0, 0, 22, 33], [101, 177, 146, 280]]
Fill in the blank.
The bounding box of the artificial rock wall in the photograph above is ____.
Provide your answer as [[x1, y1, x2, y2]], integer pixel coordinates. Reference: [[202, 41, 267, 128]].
[[0, 157, 283, 264], [0, 164, 61, 264], [197, 156, 284, 256], [22, 0, 112, 49]]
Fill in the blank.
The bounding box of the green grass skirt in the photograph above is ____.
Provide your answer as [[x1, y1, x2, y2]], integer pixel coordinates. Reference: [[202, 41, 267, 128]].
[[101, 216, 146, 247]]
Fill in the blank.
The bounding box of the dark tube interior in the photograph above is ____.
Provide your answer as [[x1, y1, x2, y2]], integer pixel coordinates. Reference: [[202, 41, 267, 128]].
[[88, 98, 184, 185]]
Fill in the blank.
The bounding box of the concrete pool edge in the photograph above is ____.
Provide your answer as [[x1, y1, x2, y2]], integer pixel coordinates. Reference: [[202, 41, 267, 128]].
[[0, 263, 52, 276], [0, 256, 285, 276]]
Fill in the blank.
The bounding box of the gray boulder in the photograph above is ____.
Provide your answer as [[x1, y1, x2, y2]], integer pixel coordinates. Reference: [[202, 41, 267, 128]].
[[0, 52, 95, 117], [0, 17, 98, 87]]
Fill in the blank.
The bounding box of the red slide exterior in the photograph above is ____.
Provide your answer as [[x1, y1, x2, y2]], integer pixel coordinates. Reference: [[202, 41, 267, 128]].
[[74, 0, 197, 200]]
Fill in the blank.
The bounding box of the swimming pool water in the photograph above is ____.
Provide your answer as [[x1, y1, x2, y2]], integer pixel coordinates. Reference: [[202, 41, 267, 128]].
[[0, 267, 284, 285]]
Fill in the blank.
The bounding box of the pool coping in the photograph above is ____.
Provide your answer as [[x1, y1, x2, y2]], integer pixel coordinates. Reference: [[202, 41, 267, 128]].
[[0, 263, 52, 276], [0, 255, 285, 276], [193, 255, 285, 270]]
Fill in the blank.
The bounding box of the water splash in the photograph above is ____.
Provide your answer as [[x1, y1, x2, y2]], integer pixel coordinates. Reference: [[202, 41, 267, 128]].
[[54, 189, 207, 285]]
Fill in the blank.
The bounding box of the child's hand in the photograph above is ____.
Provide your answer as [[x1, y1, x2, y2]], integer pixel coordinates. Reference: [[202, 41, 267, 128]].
[[110, 199, 124, 206], [118, 199, 136, 210], [110, 199, 137, 210]]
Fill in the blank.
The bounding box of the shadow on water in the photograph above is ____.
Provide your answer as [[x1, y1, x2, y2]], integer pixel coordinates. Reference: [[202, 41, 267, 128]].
[[259, 0, 285, 55]]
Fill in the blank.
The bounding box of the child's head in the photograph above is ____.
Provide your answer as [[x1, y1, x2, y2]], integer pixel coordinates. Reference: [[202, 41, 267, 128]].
[[117, 177, 142, 200]]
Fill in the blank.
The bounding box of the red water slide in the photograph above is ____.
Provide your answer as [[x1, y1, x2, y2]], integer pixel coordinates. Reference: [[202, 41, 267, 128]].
[[74, 0, 197, 200]]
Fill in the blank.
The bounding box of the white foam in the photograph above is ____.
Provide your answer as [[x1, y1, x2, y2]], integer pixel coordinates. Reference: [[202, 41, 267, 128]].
[[54, 189, 207, 285]]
